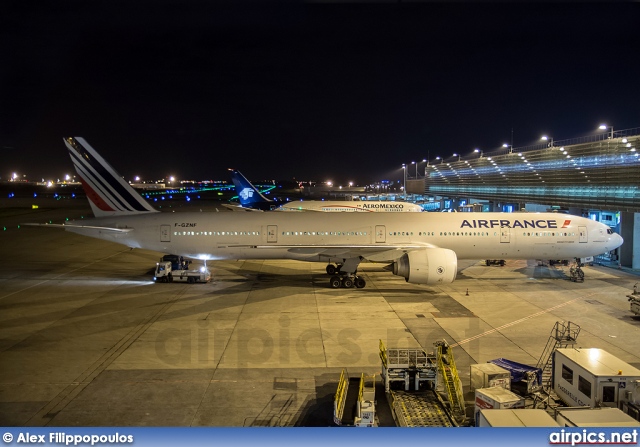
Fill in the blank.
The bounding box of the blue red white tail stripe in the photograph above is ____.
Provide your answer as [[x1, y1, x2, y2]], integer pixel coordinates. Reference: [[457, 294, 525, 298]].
[[64, 137, 157, 217]]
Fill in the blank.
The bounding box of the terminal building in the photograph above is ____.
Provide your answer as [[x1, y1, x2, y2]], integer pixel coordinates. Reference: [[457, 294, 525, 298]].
[[405, 127, 640, 270]]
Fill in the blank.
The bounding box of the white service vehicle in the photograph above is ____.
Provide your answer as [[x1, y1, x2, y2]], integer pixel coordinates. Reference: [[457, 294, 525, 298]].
[[553, 348, 640, 411], [154, 261, 211, 283]]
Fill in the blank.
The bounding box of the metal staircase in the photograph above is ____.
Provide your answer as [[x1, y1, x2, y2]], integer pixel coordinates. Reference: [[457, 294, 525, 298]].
[[435, 340, 466, 425], [536, 321, 580, 390]]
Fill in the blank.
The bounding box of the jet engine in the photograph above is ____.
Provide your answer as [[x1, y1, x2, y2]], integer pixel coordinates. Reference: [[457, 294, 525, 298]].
[[385, 248, 457, 285]]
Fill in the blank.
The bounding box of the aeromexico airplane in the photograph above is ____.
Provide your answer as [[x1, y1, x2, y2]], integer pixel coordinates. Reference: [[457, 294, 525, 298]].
[[229, 168, 424, 212], [228, 168, 284, 211], [50, 137, 623, 289]]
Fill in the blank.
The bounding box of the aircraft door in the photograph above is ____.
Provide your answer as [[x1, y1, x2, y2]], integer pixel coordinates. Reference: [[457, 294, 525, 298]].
[[500, 226, 510, 243], [375, 225, 386, 243], [161, 225, 171, 242], [267, 225, 278, 243], [579, 225, 588, 243]]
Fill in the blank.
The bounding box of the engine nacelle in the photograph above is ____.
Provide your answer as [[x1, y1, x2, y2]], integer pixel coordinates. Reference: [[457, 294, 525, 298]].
[[389, 248, 457, 285]]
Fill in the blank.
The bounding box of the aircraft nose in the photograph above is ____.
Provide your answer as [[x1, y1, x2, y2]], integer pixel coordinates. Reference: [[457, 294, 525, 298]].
[[610, 233, 624, 251]]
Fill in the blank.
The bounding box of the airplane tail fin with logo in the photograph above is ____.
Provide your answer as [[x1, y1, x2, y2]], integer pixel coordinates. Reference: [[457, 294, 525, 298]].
[[64, 137, 159, 217], [228, 168, 272, 207]]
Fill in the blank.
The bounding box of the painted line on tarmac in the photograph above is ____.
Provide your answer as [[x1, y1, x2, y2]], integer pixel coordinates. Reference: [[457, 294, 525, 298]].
[[450, 293, 595, 347]]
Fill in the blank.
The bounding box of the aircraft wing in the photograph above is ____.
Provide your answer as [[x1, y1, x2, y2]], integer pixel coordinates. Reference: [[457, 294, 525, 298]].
[[219, 203, 263, 212], [229, 243, 437, 262], [21, 223, 134, 233]]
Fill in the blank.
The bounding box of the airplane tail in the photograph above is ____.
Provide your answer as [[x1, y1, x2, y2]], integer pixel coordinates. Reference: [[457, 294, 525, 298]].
[[228, 168, 272, 206], [64, 137, 158, 217]]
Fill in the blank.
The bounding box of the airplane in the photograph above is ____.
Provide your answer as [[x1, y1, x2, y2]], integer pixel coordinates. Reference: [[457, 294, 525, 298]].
[[229, 168, 424, 212], [34, 137, 623, 290], [277, 200, 424, 213], [227, 168, 283, 211]]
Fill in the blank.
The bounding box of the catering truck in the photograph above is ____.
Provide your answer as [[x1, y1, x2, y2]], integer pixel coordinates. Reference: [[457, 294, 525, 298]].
[[553, 348, 640, 415]]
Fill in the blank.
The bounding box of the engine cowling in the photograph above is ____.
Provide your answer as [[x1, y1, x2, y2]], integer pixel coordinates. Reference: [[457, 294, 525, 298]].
[[388, 248, 457, 285]]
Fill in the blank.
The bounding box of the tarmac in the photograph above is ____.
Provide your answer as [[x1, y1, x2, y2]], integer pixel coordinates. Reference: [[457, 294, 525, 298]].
[[1, 198, 639, 426]]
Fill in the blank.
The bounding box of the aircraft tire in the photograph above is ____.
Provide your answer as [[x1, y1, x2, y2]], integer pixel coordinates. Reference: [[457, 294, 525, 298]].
[[342, 277, 353, 288], [354, 277, 366, 288], [326, 264, 337, 275], [330, 276, 342, 289]]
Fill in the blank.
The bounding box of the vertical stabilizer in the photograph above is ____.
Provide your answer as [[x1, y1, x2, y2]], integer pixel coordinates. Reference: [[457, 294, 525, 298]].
[[64, 137, 158, 217], [228, 168, 272, 207]]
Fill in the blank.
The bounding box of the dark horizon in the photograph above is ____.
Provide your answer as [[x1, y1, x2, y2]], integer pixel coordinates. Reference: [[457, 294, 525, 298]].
[[2, 2, 639, 185]]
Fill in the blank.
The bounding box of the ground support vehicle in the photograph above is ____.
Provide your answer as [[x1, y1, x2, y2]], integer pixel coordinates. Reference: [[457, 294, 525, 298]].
[[569, 265, 584, 282], [628, 284, 640, 316], [154, 261, 211, 283], [552, 348, 640, 421]]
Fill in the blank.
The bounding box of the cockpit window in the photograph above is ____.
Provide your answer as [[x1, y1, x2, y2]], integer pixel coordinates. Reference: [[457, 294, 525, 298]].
[[607, 229, 613, 234]]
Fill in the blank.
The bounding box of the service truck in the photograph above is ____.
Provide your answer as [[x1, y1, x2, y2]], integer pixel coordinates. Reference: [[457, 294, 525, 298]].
[[552, 348, 640, 413], [154, 261, 211, 283]]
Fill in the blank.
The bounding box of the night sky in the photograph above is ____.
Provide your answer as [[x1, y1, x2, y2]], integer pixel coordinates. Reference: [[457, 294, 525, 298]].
[[2, 1, 639, 185]]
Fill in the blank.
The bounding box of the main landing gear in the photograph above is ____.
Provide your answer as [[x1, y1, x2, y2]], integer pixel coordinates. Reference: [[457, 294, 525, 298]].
[[329, 274, 366, 289], [326, 259, 366, 289]]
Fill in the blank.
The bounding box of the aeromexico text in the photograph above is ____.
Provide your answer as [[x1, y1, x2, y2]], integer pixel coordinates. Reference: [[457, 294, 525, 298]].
[[359, 203, 404, 209], [461, 219, 568, 229]]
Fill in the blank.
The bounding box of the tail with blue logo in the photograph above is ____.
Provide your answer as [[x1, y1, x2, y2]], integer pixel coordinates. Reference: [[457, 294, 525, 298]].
[[228, 169, 273, 208]]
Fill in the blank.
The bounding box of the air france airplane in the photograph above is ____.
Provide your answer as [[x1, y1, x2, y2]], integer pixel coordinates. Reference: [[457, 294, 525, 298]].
[[229, 168, 423, 212], [47, 137, 623, 289]]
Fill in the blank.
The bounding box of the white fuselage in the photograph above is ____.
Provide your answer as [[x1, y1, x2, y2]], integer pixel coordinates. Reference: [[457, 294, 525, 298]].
[[277, 201, 423, 212], [65, 212, 622, 264]]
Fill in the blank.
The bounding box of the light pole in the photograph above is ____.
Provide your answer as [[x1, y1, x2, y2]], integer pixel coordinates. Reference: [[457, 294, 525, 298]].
[[402, 164, 406, 199], [502, 143, 513, 153], [411, 161, 416, 179], [418, 158, 427, 178], [453, 153, 461, 161], [599, 124, 614, 139], [435, 156, 443, 164], [474, 148, 483, 157], [541, 135, 554, 147]]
